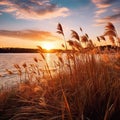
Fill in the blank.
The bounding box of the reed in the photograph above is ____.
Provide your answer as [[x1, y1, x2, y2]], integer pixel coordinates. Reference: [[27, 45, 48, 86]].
[[0, 52, 120, 120], [0, 22, 120, 120]]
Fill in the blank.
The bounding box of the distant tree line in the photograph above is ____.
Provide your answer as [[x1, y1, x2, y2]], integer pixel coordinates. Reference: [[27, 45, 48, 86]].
[[0, 48, 38, 53], [0, 48, 65, 53], [0, 46, 119, 53]]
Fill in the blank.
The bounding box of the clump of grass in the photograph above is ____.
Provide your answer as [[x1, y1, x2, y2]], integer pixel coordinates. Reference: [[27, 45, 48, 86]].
[[0, 53, 120, 120]]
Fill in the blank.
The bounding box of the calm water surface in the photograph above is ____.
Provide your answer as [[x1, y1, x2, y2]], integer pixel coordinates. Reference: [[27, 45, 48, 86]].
[[0, 53, 58, 88]]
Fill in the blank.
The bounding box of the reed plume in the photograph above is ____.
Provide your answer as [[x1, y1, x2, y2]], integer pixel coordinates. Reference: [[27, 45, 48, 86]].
[[100, 36, 106, 41], [34, 57, 38, 63], [71, 30, 80, 41], [57, 23, 72, 75], [97, 37, 100, 42], [37, 46, 45, 60], [22, 63, 27, 68], [73, 41, 82, 50], [61, 44, 65, 48], [80, 27, 83, 32], [85, 33, 89, 38], [87, 40, 94, 48], [67, 40, 82, 51], [5, 69, 13, 75], [103, 22, 117, 46], [104, 31, 116, 37], [67, 40, 74, 46], [14, 64, 21, 69], [57, 23, 68, 51], [105, 22, 116, 32], [57, 23, 64, 36], [81, 35, 88, 47]]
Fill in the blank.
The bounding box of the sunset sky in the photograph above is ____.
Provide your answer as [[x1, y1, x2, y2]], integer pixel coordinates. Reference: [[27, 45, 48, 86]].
[[0, 0, 120, 49]]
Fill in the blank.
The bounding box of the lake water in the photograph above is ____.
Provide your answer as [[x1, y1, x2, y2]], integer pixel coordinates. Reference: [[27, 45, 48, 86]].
[[0, 53, 60, 88]]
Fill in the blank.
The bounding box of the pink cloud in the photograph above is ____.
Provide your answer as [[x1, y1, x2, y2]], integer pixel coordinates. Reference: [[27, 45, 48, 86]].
[[0, 0, 69, 20], [92, 0, 112, 9], [94, 13, 120, 26], [96, 3, 111, 9], [92, 0, 118, 8], [15, 7, 69, 20], [92, 0, 120, 26], [112, 8, 120, 14], [95, 9, 107, 17]]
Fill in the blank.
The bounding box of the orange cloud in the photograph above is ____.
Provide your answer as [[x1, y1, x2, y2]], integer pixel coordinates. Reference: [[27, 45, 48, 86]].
[[0, 30, 59, 41]]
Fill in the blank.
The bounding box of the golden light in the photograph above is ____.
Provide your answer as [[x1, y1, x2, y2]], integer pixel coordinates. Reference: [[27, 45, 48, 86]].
[[42, 42, 54, 50]]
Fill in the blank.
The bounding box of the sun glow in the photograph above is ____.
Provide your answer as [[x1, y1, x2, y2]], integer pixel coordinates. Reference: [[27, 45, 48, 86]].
[[42, 42, 54, 50]]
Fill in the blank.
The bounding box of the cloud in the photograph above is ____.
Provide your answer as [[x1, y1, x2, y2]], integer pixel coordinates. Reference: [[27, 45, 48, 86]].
[[0, 30, 59, 41], [94, 13, 120, 25], [112, 8, 120, 14], [95, 9, 107, 17], [91, 0, 120, 25], [0, 0, 69, 20], [92, 0, 118, 17], [92, 0, 117, 9], [92, 0, 115, 20]]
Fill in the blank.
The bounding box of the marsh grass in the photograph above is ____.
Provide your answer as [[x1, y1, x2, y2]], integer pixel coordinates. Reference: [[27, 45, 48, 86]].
[[0, 52, 120, 120], [0, 22, 120, 120]]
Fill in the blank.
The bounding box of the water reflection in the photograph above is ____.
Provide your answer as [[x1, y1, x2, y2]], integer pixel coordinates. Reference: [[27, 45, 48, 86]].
[[44, 53, 56, 69]]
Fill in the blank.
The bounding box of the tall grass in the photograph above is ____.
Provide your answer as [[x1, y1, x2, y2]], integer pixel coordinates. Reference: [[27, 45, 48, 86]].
[[0, 52, 120, 120], [0, 22, 120, 119]]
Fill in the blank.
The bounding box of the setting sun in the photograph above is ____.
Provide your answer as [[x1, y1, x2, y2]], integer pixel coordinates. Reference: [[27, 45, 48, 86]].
[[42, 42, 54, 50]]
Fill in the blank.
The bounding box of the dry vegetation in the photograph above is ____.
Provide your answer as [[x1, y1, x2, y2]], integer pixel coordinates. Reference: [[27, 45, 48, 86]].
[[0, 23, 120, 120]]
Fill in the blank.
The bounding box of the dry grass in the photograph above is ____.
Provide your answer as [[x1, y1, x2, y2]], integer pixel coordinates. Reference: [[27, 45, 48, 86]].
[[0, 22, 120, 120], [0, 52, 120, 120]]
